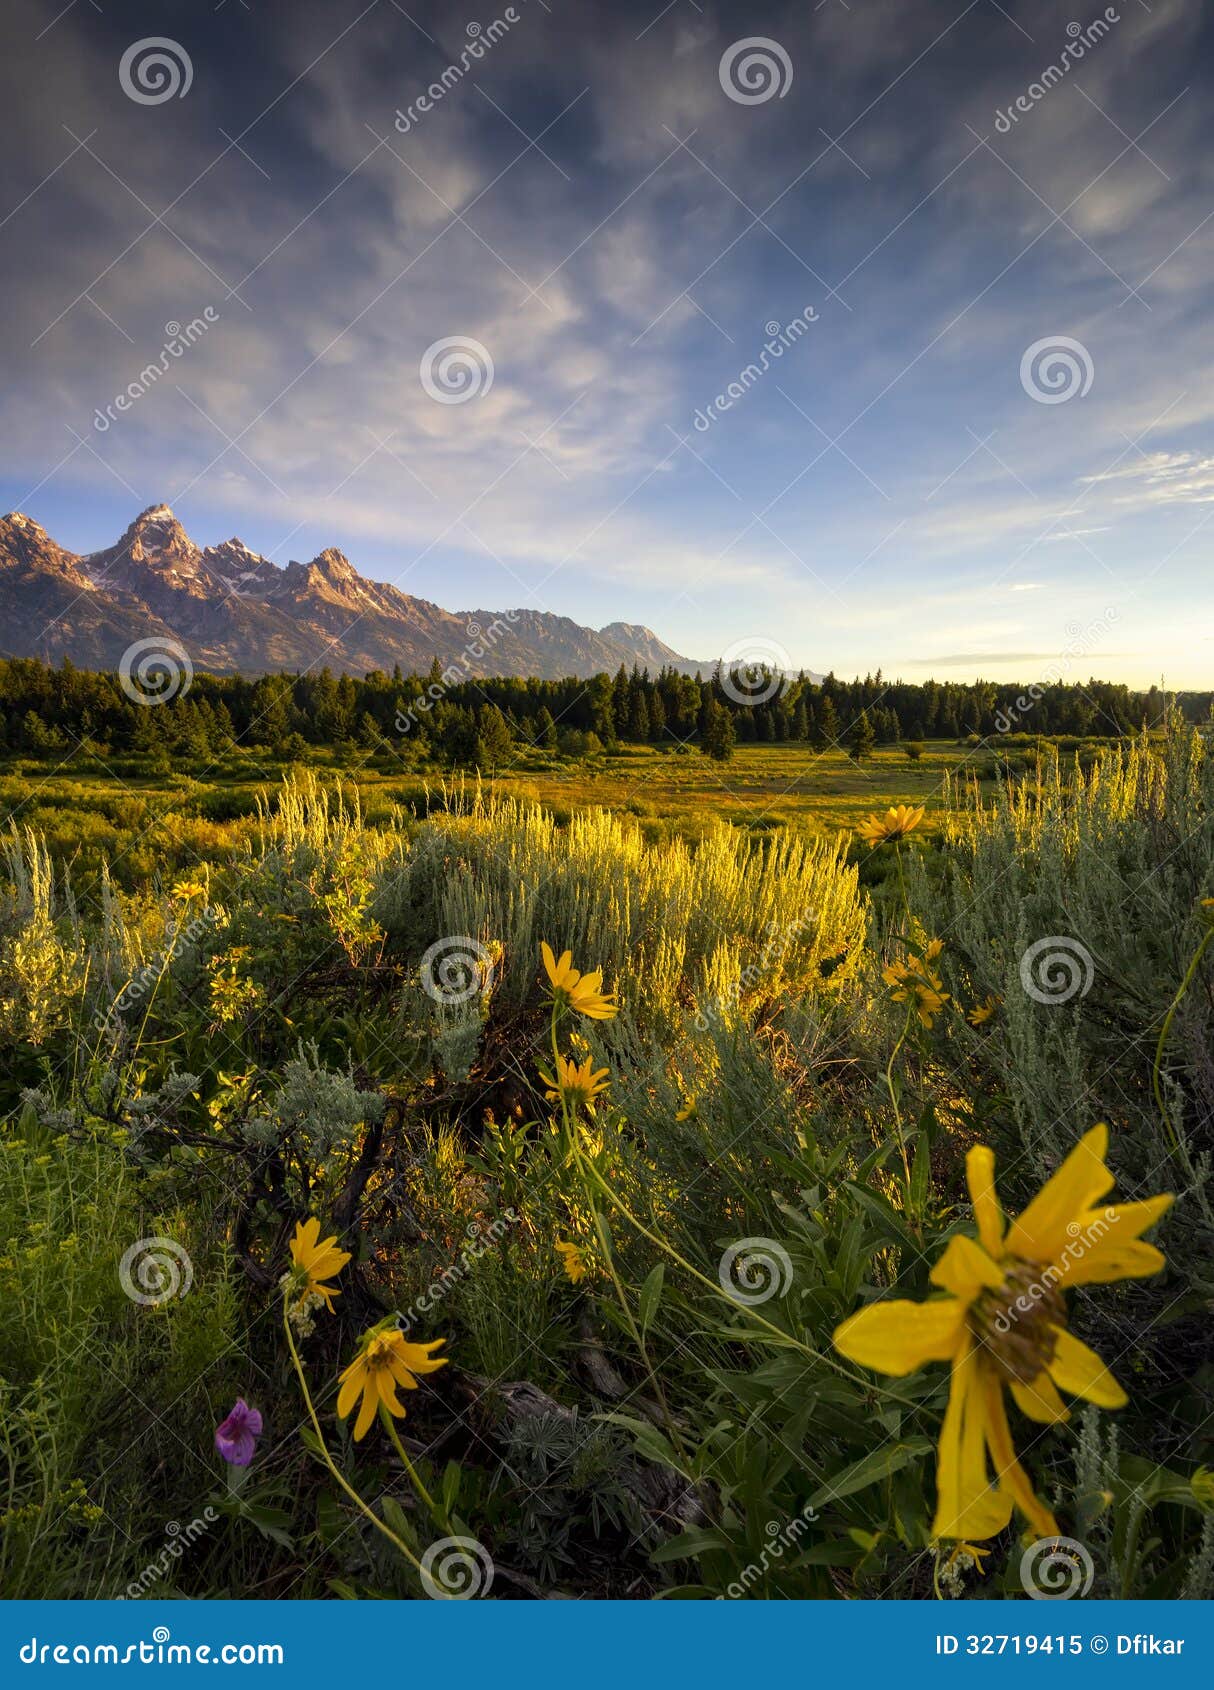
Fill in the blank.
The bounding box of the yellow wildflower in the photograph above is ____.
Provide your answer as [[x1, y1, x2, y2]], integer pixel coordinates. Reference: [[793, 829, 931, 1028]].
[[542, 1052, 611, 1111], [337, 1325, 448, 1441], [285, 1217, 351, 1316], [856, 804, 925, 847], [171, 877, 206, 901], [883, 957, 949, 1029], [675, 1097, 697, 1122], [541, 942, 619, 1020], [968, 994, 1000, 1027], [555, 1239, 588, 1284], [833, 1126, 1171, 1542]]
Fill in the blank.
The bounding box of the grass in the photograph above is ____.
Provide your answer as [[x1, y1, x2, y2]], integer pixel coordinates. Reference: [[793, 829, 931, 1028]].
[[0, 731, 1210, 1600]]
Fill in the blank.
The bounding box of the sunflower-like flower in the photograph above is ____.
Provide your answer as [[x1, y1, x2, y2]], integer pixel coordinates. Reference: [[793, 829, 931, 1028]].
[[968, 994, 1000, 1027], [541, 942, 619, 1020], [856, 804, 925, 847], [337, 1324, 448, 1441], [833, 1126, 1171, 1542], [883, 945, 950, 1029], [283, 1217, 351, 1320], [541, 1052, 611, 1111], [555, 1239, 588, 1284]]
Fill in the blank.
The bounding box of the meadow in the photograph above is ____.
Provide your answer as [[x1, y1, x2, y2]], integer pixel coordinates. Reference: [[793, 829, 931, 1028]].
[[1, 728, 1211, 1601]]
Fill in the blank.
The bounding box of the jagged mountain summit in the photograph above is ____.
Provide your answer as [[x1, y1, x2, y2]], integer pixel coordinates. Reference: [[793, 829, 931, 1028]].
[[0, 504, 709, 682]]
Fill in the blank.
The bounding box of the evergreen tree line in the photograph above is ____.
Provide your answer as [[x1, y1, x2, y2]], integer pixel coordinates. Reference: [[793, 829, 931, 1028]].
[[0, 654, 1206, 766]]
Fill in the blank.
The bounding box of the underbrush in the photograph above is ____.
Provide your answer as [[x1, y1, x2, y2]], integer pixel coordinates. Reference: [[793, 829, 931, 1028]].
[[1, 736, 1211, 1599]]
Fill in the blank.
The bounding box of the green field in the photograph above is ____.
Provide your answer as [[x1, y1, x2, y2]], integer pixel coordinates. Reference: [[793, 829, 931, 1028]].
[[0, 736, 1084, 888], [1, 729, 1210, 1600]]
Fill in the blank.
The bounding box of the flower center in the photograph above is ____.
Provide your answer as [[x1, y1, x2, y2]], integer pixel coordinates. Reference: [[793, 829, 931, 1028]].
[[968, 1258, 1065, 1384]]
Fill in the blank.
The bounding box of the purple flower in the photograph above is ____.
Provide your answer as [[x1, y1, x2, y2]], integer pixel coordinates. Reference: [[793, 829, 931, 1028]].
[[214, 1398, 263, 1466]]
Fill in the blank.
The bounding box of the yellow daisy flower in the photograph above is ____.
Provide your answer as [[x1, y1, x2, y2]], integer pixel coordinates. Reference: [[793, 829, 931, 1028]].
[[541, 1052, 611, 1111], [171, 877, 207, 901], [968, 994, 1000, 1027], [540, 942, 619, 1020], [555, 1239, 588, 1284], [337, 1325, 448, 1441], [675, 1097, 697, 1122], [856, 804, 925, 847], [286, 1217, 351, 1315], [883, 958, 950, 1029], [833, 1126, 1171, 1542]]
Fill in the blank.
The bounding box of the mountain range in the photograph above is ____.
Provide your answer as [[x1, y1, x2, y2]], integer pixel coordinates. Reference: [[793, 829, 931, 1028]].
[[0, 504, 709, 682]]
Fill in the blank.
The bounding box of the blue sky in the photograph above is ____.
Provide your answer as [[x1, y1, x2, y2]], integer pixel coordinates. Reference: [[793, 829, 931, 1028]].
[[2, 0, 1212, 684]]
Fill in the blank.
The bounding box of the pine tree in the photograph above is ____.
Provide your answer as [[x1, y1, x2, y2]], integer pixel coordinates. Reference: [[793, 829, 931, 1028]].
[[849, 708, 876, 762], [701, 698, 735, 762]]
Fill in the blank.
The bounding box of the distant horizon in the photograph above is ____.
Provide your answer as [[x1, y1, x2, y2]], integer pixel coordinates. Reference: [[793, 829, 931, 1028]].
[[1, 495, 1205, 694]]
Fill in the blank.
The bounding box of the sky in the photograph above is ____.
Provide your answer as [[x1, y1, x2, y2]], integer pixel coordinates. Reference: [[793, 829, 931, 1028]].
[[2, 0, 1212, 686]]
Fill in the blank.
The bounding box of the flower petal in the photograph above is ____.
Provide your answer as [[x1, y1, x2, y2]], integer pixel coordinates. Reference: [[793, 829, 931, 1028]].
[[978, 1364, 1059, 1539], [932, 1340, 1014, 1542], [833, 1297, 965, 1376], [966, 1146, 1005, 1259], [1053, 1197, 1172, 1286], [1009, 1371, 1070, 1425], [353, 1384, 378, 1441], [1046, 1327, 1127, 1408], [929, 1236, 1003, 1302], [337, 1368, 364, 1421], [1004, 1126, 1114, 1263]]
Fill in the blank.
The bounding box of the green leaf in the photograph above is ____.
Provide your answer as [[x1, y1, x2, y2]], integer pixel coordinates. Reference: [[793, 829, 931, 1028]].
[[807, 1437, 933, 1509], [638, 1262, 665, 1337]]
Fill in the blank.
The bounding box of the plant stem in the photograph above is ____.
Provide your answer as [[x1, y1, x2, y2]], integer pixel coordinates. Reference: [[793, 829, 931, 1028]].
[[281, 1302, 423, 1574]]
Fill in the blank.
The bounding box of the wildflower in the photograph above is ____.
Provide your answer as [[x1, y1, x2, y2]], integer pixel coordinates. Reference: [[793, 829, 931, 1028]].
[[214, 1398, 263, 1466], [337, 1325, 448, 1441], [284, 1217, 351, 1318], [675, 1097, 697, 1122], [541, 1052, 611, 1111], [856, 804, 925, 847], [883, 958, 949, 1029], [968, 994, 1000, 1027], [555, 1240, 588, 1284], [1199, 898, 1214, 927], [171, 877, 206, 901], [541, 942, 619, 1020], [833, 1126, 1171, 1542]]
